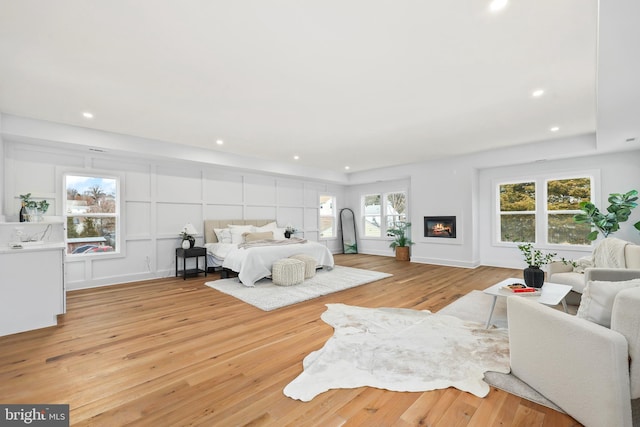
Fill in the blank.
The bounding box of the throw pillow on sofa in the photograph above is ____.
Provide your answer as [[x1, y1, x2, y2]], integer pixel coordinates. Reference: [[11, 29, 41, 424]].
[[577, 279, 640, 327]]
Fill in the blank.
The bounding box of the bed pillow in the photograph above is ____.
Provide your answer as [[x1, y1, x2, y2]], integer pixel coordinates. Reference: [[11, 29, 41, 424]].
[[213, 228, 232, 244], [228, 225, 255, 244], [577, 278, 640, 327], [254, 222, 278, 232], [243, 231, 273, 242], [272, 228, 287, 240]]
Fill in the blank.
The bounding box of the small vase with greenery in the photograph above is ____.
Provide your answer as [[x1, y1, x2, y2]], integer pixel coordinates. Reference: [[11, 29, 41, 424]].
[[573, 190, 638, 241], [517, 243, 557, 288]]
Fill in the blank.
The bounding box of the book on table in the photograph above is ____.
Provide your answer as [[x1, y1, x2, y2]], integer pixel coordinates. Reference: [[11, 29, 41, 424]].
[[502, 283, 541, 295]]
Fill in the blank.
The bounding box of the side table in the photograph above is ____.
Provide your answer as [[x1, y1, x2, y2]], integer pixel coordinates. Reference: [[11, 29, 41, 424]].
[[175, 246, 208, 280]]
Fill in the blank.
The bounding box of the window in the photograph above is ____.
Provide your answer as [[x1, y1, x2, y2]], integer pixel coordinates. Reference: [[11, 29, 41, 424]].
[[497, 175, 593, 246], [546, 177, 592, 245], [498, 181, 536, 242], [362, 191, 407, 238], [319, 195, 336, 238], [65, 174, 119, 255]]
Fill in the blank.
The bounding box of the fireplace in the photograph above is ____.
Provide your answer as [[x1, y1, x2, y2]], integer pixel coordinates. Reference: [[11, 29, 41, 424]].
[[424, 216, 456, 238]]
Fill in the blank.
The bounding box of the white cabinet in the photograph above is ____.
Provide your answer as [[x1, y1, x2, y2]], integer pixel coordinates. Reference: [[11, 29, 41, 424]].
[[0, 247, 65, 336]]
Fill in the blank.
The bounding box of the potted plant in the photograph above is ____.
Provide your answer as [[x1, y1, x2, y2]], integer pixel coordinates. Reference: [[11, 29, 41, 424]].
[[573, 190, 638, 240], [517, 243, 557, 288], [19, 193, 49, 221], [388, 221, 414, 261]]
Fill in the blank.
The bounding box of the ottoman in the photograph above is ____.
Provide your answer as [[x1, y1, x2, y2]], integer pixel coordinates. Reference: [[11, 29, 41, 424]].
[[272, 258, 305, 286], [289, 254, 317, 279]]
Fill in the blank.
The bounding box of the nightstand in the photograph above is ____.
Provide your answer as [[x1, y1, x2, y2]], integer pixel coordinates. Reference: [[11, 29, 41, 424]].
[[175, 246, 208, 280]]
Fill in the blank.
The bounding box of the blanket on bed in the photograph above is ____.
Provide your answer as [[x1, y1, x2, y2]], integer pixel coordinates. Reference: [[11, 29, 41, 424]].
[[238, 237, 307, 249]]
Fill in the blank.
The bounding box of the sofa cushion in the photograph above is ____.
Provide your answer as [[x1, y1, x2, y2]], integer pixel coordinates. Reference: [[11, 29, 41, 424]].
[[626, 245, 640, 269], [548, 272, 588, 293], [577, 279, 640, 327]]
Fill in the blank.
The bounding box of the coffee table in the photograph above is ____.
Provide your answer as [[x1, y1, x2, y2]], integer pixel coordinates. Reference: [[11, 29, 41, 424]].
[[483, 277, 572, 328]]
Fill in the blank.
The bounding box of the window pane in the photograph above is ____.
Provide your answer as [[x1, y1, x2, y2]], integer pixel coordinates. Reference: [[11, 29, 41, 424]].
[[364, 216, 381, 237], [500, 214, 535, 242], [66, 176, 117, 214], [320, 195, 333, 215], [548, 214, 591, 245], [547, 178, 591, 211], [386, 192, 406, 216], [364, 195, 381, 215], [67, 216, 117, 254], [500, 182, 535, 211], [320, 217, 334, 238]]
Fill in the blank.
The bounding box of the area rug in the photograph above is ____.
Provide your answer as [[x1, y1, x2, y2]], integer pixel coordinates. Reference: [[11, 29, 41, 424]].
[[204, 266, 392, 311], [439, 290, 565, 412], [283, 303, 510, 402]]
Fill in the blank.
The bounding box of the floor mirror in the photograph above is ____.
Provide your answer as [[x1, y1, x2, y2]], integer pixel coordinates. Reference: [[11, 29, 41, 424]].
[[339, 208, 358, 254]]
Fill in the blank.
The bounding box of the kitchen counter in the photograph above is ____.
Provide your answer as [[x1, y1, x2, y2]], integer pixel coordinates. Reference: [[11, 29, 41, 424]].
[[0, 242, 66, 253]]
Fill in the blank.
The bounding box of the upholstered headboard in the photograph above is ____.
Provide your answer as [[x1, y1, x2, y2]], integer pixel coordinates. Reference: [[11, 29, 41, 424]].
[[204, 219, 276, 243]]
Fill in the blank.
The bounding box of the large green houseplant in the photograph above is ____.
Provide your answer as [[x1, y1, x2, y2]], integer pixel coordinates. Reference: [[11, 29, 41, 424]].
[[573, 190, 638, 241], [388, 221, 414, 261]]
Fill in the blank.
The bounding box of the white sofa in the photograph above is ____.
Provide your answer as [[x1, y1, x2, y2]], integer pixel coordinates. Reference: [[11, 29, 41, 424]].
[[548, 238, 640, 295], [508, 270, 640, 427]]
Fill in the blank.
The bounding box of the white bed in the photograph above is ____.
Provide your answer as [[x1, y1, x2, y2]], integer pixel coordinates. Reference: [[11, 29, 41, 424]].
[[203, 219, 335, 287]]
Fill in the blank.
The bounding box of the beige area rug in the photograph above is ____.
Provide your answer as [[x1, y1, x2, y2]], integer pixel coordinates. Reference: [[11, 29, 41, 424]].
[[284, 303, 510, 402], [204, 266, 392, 311]]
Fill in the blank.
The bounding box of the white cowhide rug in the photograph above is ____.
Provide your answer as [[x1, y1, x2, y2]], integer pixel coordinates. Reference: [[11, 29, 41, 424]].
[[283, 303, 510, 402]]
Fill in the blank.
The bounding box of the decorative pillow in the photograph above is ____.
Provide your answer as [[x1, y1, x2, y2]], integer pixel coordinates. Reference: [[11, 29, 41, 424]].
[[572, 256, 594, 273], [272, 227, 286, 240], [577, 279, 640, 327], [228, 225, 255, 244], [255, 222, 277, 232], [242, 231, 273, 242], [213, 228, 232, 244]]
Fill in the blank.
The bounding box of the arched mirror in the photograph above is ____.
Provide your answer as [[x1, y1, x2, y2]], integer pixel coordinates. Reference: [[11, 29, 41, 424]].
[[340, 208, 358, 254]]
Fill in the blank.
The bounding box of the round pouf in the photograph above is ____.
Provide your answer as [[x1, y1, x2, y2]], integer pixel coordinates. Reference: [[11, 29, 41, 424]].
[[289, 254, 317, 279], [272, 258, 305, 286]]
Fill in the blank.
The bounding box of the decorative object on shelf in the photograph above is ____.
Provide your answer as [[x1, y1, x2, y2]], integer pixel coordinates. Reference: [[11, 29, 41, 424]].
[[19, 193, 49, 222], [179, 223, 198, 248], [284, 224, 297, 239], [388, 221, 414, 261], [573, 189, 638, 241], [517, 243, 556, 288]]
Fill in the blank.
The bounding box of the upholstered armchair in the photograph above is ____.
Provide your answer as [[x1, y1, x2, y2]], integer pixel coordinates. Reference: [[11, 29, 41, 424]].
[[507, 269, 640, 427], [548, 238, 640, 302]]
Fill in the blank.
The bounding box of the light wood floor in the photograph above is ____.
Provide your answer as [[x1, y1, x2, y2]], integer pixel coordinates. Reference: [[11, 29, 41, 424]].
[[0, 254, 581, 426]]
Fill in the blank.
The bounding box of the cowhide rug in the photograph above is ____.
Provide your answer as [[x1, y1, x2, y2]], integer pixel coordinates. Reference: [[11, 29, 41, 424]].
[[283, 303, 510, 402]]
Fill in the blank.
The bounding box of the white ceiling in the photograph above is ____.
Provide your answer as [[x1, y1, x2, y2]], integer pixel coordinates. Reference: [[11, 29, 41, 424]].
[[0, 1, 599, 174]]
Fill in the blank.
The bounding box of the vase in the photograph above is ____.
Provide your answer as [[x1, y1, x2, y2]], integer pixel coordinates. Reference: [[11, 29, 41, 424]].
[[181, 239, 190, 250], [523, 266, 544, 288], [395, 246, 410, 261]]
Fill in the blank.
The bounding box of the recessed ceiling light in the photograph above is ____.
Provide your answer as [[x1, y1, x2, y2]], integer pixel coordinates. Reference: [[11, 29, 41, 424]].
[[293, 155, 300, 160], [532, 89, 545, 98], [216, 139, 224, 145], [489, 0, 508, 12], [82, 112, 94, 119], [550, 126, 560, 132], [344, 166, 350, 170]]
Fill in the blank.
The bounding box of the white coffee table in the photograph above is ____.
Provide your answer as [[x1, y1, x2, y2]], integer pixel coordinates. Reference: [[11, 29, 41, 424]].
[[483, 277, 573, 328]]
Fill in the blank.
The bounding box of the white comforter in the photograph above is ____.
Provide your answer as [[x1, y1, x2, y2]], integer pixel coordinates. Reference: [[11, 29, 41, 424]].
[[205, 240, 335, 286]]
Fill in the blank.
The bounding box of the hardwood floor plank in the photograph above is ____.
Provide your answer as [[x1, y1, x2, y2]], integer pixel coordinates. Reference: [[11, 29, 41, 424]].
[[0, 254, 581, 426]]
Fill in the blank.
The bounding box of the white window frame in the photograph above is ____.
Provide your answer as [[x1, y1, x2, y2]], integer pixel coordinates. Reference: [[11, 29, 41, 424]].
[[494, 170, 599, 250], [63, 171, 123, 257], [319, 194, 336, 239], [361, 191, 408, 239]]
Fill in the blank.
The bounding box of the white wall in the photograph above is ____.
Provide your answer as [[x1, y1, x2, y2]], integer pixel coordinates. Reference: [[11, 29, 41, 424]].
[[479, 150, 640, 270], [2, 138, 345, 290], [347, 132, 640, 269]]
